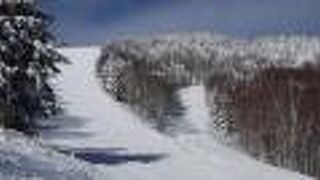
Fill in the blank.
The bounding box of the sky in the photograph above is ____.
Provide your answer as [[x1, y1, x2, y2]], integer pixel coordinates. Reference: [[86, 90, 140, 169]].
[[42, 0, 320, 45]]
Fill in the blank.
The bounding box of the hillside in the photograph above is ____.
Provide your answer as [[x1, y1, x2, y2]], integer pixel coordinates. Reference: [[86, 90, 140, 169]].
[[42, 45, 310, 179], [1, 33, 317, 179]]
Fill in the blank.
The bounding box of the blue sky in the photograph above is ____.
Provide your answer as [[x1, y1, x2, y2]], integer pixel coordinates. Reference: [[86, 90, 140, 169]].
[[42, 0, 320, 44]]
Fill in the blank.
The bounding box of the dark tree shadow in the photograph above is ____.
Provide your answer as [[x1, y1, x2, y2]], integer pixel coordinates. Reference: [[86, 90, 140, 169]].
[[58, 147, 168, 165]]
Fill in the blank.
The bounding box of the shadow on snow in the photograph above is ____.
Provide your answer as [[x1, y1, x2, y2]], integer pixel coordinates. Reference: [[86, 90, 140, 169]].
[[58, 147, 168, 165]]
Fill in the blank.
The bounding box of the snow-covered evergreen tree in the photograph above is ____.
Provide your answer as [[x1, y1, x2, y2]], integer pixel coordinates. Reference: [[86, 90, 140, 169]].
[[0, 1, 67, 133]]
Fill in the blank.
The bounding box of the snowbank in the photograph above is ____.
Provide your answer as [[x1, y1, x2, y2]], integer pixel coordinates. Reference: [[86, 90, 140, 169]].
[[0, 129, 107, 180]]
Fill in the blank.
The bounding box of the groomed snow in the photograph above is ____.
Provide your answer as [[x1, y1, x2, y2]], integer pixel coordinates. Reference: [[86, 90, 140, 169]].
[[34, 46, 310, 180]]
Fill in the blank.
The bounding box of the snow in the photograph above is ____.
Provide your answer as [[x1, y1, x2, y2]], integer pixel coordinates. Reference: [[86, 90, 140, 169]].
[[0, 31, 315, 179], [0, 129, 107, 180], [34, 46, 310, 180]]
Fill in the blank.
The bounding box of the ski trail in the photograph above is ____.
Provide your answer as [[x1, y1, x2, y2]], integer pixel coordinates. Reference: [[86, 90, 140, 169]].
[[40, 47, 310, 180]]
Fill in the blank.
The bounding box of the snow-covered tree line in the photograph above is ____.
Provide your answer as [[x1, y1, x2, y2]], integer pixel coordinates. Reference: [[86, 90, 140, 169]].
[[0, 1, 67, 133], [96, 33, 320, 178]]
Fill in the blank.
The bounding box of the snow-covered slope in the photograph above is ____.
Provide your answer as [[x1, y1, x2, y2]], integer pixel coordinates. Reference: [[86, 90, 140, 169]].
[[36, 46, 311, 180], [0, 129, 107, 180]]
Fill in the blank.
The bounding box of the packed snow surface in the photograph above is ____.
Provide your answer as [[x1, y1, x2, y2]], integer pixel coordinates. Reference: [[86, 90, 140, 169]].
[[34, 45, 310, 180]]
